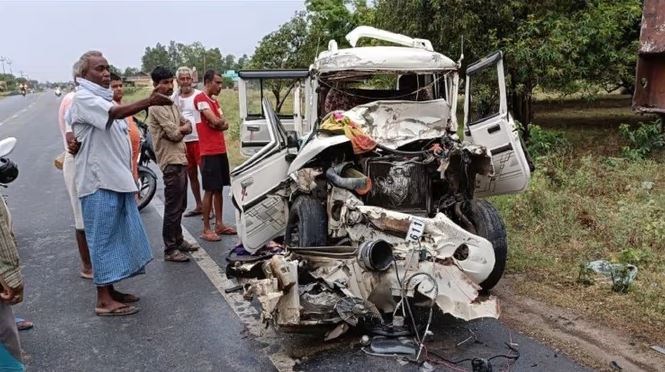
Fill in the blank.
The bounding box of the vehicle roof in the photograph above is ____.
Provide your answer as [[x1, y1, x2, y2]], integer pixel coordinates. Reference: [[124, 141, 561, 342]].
[[312, 46, 457, 74], [311, 26, 459, 75], [238, 70, 309, 79]]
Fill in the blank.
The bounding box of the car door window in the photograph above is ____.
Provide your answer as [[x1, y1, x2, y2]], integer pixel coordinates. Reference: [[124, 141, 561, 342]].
[[467, 66, 500, 125]]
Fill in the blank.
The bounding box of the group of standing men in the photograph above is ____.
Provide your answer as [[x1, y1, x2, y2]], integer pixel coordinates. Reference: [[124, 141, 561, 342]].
[[58, 50, 237, 317], [0, 49, 238, 370]]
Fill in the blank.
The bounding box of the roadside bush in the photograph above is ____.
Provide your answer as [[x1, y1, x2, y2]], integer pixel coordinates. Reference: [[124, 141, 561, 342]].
[[123, 86, 138, 97], [619, 119, 664, 160], [525, 124, 570, 159]]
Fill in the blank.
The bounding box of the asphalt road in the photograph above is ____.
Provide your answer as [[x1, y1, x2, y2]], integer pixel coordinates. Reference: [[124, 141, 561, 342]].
[[1, 92, 587, 371]]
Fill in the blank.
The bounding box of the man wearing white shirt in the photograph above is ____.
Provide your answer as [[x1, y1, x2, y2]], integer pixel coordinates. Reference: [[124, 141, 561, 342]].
[[58, 61, 93, 279], [172, 66, 203, 217]]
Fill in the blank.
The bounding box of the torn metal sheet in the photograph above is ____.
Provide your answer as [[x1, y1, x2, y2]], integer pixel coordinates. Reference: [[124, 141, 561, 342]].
[[340, 197, 495, 285], [346, 99, 453, 149], [313, 46, 456, 74], [291, 168, 323, 193]]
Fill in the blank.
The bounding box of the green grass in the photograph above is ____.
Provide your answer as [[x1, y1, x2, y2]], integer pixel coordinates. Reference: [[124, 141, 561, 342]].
[[491, 97, 665, 342]]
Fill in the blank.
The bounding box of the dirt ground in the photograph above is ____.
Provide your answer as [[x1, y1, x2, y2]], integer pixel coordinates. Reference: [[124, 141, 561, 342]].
[[496, 275, 665, 372]]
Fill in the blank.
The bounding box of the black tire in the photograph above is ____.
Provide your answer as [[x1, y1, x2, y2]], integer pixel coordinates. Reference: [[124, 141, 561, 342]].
[[469, 199, 508, 291], [284, 195, 327, 247], [137, 170, 157, 211]]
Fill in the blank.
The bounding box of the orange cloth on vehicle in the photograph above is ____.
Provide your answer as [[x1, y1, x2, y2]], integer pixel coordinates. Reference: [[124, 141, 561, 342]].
[[320, 111, 376, 154]]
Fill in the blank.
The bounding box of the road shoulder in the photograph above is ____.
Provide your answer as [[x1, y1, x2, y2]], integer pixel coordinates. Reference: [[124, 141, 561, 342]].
[[496, 275, 665, 371]]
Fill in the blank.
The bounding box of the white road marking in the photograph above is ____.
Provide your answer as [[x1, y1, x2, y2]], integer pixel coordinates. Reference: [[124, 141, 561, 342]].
[[149, 197, 296, 371]]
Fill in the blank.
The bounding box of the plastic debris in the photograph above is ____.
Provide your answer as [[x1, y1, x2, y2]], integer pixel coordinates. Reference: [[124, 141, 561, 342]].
[[578, 260, 638, 293], [369, 336, 418, 357], [419, 361, 435, 372]]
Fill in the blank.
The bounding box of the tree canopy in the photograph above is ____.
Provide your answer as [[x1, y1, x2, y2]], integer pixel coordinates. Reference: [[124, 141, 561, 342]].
[[141, 41, 245, 75], [373, 0, 642, 131]]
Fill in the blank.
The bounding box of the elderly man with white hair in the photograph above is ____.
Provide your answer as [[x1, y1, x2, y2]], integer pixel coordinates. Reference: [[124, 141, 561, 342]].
[[172, 66, 204, 217]]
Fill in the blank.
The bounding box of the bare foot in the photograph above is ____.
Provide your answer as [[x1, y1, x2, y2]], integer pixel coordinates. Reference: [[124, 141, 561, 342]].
[[110, 289, 140, 303]]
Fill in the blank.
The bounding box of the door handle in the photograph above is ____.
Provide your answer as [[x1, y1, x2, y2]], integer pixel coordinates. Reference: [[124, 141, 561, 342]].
[[241, 178, 254, 188], [487, 124, 501, 134], [246, 125, 260, 132]]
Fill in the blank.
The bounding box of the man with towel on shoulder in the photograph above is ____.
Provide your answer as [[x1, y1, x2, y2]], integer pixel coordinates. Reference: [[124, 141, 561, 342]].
[[67, 50, 171, 317]]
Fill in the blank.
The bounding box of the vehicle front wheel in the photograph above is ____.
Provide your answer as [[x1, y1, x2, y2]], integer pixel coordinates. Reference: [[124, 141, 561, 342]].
[[285, 195, 327, 247], [469, 199, 508, 292]]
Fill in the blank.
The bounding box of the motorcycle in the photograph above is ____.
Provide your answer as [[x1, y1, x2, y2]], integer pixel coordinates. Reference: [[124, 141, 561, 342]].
[[0, 137, 19, 228], [133, 116, 157, 211], [55, 87, 62, 97]]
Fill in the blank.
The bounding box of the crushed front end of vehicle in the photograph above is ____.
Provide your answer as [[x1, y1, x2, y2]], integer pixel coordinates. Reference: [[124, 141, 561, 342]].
[[232, 109, 500, 343]]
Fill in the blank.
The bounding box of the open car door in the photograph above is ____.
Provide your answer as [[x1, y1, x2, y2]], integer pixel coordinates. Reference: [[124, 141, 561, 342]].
[[230, 98, 294, 253], [463, 51, 531, 197]]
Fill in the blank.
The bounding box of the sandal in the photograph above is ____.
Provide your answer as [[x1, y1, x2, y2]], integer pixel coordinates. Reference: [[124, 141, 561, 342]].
[[95, 305, 139, 317], [80, 271, 93, 280], [200, 231, 221, 242], [164, 250, 190, 262], [183, 209, 203, 217], [215, 226, 237, 235]]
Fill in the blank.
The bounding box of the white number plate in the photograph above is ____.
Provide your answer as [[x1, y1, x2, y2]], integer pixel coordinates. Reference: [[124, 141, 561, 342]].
[[406, 217, 426, 242]]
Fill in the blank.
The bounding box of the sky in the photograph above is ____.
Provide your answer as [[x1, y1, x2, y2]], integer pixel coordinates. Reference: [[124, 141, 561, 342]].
[[0, 0, 305, 82]]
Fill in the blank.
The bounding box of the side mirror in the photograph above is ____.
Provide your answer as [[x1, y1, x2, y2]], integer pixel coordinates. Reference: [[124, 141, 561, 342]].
[[286, 131, 299, 148]]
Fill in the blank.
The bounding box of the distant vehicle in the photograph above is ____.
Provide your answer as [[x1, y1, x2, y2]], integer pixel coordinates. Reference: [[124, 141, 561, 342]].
[[54, 87, 62, 97]]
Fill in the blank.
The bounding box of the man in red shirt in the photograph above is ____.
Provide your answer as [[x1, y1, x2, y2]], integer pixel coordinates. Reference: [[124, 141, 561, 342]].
[[194, 70, 237, 241]]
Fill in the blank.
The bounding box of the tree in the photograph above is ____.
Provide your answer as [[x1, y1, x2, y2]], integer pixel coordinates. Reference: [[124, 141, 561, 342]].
[[304, 0, 376, 51], [124, 67, 140, 76], [204, 47, 224, 73], [235, 54, 249, 70], [142, 42, 171, 72], [141, 41, 239, 76], [250, 11, 313, 112], [374, 0, 642, 136], [223, 54, 236, 71], [178, 42, 206, 73], [167, 41, 183, 70], [0, 73, 17, 90], [109, 65, 121, 76]]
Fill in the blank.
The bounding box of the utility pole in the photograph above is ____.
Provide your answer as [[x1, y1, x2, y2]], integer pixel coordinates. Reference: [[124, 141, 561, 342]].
[[0, 57, 5, 75], [7, 60, 12, 75]]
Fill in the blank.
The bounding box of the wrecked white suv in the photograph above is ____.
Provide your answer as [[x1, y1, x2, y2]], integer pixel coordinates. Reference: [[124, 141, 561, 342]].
[[229, 27, 532, 338]]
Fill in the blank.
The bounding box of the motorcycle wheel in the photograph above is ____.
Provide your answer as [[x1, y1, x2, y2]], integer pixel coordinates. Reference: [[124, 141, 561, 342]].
[[137, 169, 157, 211]]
